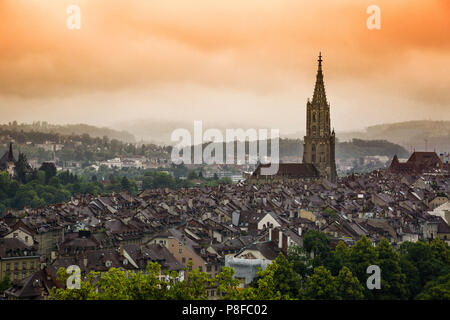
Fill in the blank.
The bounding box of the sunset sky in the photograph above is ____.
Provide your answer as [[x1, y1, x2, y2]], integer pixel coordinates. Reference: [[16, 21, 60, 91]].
[[0, 0, 449, 137]]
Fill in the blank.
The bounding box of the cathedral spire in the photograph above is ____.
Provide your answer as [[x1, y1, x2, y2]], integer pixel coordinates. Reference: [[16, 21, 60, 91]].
[[7, 142, 14, 161], [312, 52, 328, 106], [318, 52, 323, 71]]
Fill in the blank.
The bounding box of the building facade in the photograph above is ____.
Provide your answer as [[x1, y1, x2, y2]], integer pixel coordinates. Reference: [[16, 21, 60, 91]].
[[303, 53, 337, 183]]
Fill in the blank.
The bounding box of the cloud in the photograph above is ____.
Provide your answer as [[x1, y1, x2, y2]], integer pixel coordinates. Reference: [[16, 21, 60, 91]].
[[0, 0, 448, 130]]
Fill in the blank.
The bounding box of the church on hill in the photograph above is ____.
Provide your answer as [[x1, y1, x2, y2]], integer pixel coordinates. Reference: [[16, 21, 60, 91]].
[[251, 53, 337, 183], [0, 143, 17, 178]]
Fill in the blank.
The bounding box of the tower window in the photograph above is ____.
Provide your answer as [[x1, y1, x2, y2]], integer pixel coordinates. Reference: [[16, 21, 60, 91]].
[[312, 113, 316, 122]]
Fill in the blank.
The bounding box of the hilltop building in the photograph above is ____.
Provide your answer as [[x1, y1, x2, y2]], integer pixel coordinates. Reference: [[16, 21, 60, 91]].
[[0, 143, 17, 178]]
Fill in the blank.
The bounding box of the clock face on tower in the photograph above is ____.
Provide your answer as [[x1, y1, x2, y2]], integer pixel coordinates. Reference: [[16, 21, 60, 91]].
[[303, 53, 337, 183]]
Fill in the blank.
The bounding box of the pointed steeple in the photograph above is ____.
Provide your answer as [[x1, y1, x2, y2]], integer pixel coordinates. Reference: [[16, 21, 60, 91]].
[[7, 142, 15, 162], [312, 52, 328, 106], [392, 155, 399, 164]]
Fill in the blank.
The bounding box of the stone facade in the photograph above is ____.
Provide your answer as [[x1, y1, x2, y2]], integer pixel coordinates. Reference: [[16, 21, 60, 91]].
[[303, 54, 337, 183]]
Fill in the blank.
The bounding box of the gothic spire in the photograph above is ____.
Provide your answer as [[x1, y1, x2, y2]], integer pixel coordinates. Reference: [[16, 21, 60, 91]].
[[7, 142, 14, 161], [312, 52, 328, 106]]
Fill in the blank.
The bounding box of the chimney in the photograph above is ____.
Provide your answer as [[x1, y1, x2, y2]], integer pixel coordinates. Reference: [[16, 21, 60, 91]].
[[269, 227, 272, 241], [278, 230, 283, 249], [83, 257, 88, 268], [298, 227, 302, 236], [120, 243, 124, 256]]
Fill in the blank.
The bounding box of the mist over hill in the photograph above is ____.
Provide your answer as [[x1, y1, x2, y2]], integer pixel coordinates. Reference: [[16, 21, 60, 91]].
[[338, 120, 450, 154], [116, 119, 449, 155], [180, 138, 408, 163], [0, 121, 136, 143]]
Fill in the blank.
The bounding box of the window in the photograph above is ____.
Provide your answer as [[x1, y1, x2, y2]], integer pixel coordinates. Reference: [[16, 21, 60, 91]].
[[215, 265, 218, 271], [182, 257, 186, 263], [30, 261, 34, 269], [199, 266, 202, 272], [6, 263, 10, 271], [23, 262, 27, 269], [188, 266, 192, 271], [210, 290, 215, 297], [207, 265, 212, 272], [14, 273, 18, 280], [14, 263, 18, 270]]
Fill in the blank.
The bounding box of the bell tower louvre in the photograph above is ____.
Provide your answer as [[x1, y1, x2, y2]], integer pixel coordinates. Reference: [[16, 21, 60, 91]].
[[302, 53, 337, 183]]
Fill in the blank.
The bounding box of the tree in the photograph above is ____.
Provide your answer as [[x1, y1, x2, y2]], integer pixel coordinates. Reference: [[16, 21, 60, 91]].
[[333, 241, 351, 272], [270, 253, 301, 298], [336, 266, 364, 300], [187, 170, 198, 180], [16, 153, 32, 183], [301, 266, 340, 300], [50, 261, 220, 300], [429, 237, 450, 266], [287, 244, 314, 280], [215, 267, 241, 300], [0, 275, 11, 294], [39, 162, 57, 184], [121, 177, 131, 192], [399, 255, 421, 299], [374, 238, 408, 299], [348, 236, 377, 280], [399, 240, 446, 291], [415, 273, 450, 300], [303, 230, 340, 274], [240, 262, 283, 300]]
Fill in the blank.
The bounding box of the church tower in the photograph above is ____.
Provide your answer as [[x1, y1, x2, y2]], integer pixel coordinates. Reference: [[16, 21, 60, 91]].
[[303, 53, 337, 183]]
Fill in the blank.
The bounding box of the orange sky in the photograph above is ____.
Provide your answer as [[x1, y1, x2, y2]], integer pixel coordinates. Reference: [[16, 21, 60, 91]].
[[0, 0, 449, 136]]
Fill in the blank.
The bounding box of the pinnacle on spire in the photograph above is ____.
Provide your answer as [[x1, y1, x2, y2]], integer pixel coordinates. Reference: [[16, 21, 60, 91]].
[[312, 52, 327, 106]]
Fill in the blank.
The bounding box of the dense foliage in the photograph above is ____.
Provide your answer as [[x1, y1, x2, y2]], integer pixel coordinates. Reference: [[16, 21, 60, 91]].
[[50, 233, 450, 300]]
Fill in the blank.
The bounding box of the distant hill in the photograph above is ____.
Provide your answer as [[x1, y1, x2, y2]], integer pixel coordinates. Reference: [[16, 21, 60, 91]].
[[0, 121, 136, 143], [181, 138, 408, 162], [338, 120, 450, 154]]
